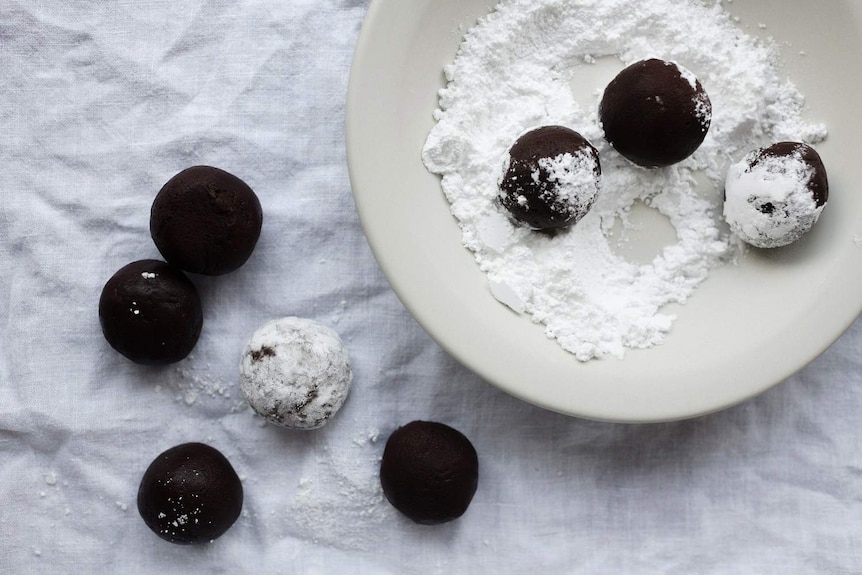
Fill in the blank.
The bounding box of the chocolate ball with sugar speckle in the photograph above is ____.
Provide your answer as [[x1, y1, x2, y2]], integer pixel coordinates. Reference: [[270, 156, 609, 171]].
[[599, 58, 712, 168], [723, 141, 828, 248], [98, 259, 202, 365], [137, 442, 243, 545], [380, 420, 479, 525], [150, 165, 263, 275], [239, 317, 352, 429], [499, 125, 601, 230]]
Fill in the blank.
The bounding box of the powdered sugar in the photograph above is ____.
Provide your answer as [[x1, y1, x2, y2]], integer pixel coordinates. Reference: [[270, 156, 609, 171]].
[[422, 0, 826, 360], [533, 150, 600, 215]]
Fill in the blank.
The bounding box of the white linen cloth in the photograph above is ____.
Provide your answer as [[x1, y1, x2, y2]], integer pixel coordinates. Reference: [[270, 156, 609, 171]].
[[1, 1, 861, 573]]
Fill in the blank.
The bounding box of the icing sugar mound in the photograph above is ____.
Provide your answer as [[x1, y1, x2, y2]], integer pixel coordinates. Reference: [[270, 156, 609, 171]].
[[239, 317, 352, 429], [421, 0, 826, 361], [724, 149, 823, 248]]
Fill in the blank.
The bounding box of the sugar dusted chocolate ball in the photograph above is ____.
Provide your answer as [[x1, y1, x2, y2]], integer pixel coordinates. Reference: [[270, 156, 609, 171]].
[[98, 259, 202, 365], [150, 165, 263, 276], [239, 317, 353, 430], [599, 58, 712, 168], [380, 421, 479, 525], [723, 142, 828, 248], [137, 443, 243, 545], [498, 125, 601, 230]]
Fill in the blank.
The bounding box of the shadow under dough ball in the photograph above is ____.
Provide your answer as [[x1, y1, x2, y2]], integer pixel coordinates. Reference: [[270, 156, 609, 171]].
[[380, 421, 479, 525], [150, 165, 263, 275], [499, 125, 601, 230], [98, 259, 202, 365], [599, 58, 712, 168], [137, 442, 243, 544]]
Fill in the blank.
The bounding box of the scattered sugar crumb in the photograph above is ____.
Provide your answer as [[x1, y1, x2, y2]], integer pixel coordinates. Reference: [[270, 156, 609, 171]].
[[172, 367, 234, 407], [43, 472, 57, 486]]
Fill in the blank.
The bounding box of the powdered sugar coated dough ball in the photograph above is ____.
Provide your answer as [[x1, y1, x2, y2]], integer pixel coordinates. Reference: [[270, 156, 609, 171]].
[[498, 125, 601, 230], [239, 317, 352, 429], [723, 142, 828, 248]]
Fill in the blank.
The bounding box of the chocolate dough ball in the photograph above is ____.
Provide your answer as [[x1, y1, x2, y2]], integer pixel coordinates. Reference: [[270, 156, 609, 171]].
[[150, 166, 263, 275], [499, 125, 601, 230], [98, 260, 202, 365], [599, 58, 712, 168], [137, 443, 243, 545], [380, 421, 479, 525], [239, 317, 353, 430], [723, 142, 828, 248]]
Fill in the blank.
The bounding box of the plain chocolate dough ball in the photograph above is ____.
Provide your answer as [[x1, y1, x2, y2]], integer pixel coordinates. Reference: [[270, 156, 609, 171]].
[[499, 125, 602, 230], [380, 421, 479, 525], [137, 443, 243, 544], [98, 259, 202, 365], [150, 165, 263, 275], [599, 58, 712, 168]]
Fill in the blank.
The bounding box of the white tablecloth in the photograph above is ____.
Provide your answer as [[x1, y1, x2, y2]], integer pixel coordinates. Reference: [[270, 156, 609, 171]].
[[2, 1, 862, 573]]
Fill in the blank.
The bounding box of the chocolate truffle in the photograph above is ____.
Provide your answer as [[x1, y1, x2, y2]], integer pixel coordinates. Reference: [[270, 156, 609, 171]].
[[239, 317, 352, 430], [137, 442, 243, 544], [380, 421, 479, 525], [599, 58, 712, 168], [150, 165, 263, 275], [499, 125, 601, 230], [98, 259, 202, 365], [723, 142, 828, 248]]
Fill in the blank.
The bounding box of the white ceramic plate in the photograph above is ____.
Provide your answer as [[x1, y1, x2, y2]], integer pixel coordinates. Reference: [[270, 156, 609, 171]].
[[346, 0, 862, 422]]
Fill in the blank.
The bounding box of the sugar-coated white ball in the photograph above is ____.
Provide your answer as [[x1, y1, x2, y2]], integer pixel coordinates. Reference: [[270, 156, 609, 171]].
[[723, 142, 828, 248], [239, 317, 352, 429]]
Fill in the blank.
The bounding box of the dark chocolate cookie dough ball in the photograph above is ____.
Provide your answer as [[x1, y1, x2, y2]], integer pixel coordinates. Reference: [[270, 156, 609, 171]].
[[137, 443, 243, 544], [380, 421, 479, 525], [599, 58, 711, 168], [499, 125, 601, 230], [723, 141, 828, 248], [150, 166, 263, 275], [98, 260, 202, 365]]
